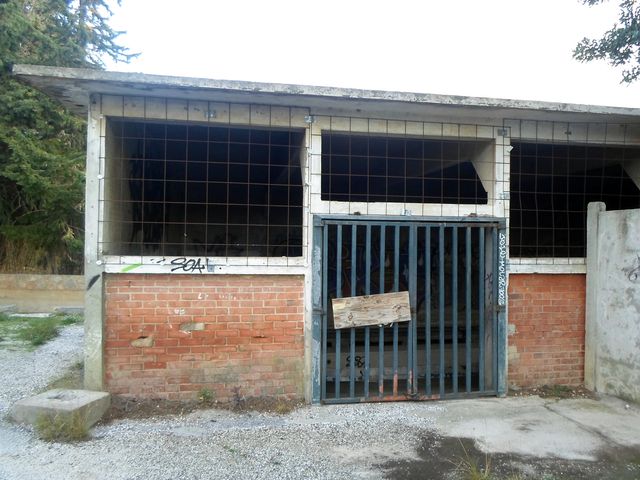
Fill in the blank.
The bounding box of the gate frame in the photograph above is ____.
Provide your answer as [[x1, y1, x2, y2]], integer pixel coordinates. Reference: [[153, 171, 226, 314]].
[[311, 214, 508, 404]]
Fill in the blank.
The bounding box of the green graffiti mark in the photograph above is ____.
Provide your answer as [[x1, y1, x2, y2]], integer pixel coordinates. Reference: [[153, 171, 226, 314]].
[[121, 263, 142, 273]]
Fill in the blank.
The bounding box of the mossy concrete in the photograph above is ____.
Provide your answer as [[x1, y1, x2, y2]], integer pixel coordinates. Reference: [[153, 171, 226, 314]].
[[10, 389, 110, 429]]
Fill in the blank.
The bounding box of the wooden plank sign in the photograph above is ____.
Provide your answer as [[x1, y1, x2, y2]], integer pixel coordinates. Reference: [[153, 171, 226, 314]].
[[331, 291, 411, 329]]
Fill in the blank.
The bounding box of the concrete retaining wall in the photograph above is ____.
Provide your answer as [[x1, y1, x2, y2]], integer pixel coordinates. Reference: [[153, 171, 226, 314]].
[[586, 204, 640, 403], [0, 274, 84, 313]]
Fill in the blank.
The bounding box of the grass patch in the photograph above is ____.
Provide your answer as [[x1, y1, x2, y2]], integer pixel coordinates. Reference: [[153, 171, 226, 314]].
[[450, 440, 526, 480], [0, 313, 83, 349], [59, 314, 83, 326], [47, 361, 84, 390], [35, 412, 89, 442], [17, 319, 60, 346]]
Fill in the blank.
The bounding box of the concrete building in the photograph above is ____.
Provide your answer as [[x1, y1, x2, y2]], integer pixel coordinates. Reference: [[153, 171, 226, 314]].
[[13, 64, 640, 404]]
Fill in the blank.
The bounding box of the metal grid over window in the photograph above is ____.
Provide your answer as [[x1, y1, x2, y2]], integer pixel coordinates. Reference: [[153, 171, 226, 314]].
[[507, 120, 640, 260], [321, 133, 489, 204], [102, 118, 305, 257]]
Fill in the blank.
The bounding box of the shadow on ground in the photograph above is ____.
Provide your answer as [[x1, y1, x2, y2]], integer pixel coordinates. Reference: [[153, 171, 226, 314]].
[[384, 433, 640, 480]]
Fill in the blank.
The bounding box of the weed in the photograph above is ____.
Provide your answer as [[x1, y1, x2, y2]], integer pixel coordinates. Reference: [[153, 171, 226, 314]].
[[273, 399, 295, 415], [0, 312, 10, 322], [451, 440, 492, 480], [221, 443, 247, 458], [231, 386, 244, 410], [17, 319, 59, 346], [35, 412, 89, 442], [546, 384, 572, 398], [197, 387, 215, 404], [58, 314, 83, 326]]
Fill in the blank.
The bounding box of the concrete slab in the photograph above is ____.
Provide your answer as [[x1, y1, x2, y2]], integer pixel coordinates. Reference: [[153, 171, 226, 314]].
[[427, 395, 640, 461], [10, 389, 110, 429], [546, 396, 640, 447]]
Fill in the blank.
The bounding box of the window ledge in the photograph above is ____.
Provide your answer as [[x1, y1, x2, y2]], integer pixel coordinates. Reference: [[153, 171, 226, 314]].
[[508, 259, 586, 274], [101, 255, 306, 275]]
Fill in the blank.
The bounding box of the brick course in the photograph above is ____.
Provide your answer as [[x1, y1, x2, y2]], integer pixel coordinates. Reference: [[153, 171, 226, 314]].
[[507, 274, 585, 387], [104, 274, 305, 401]]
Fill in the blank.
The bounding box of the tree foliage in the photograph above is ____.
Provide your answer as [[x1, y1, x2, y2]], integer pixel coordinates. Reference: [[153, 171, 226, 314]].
[[0, 0, 135, 273], [574, 0, 640, 83]]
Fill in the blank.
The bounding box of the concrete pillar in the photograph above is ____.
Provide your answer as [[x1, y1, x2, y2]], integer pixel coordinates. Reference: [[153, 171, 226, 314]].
[[470, 142, 495, 202], [84, 94, 105, 391], [584, 201, 606, 391]]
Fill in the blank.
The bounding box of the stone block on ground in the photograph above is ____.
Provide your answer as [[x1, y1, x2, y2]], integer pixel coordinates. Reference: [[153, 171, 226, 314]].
[[10, 389, 110, 428]]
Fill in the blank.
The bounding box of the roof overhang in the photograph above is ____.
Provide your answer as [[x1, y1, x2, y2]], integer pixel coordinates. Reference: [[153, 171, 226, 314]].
[[12, 64, 640, 124]]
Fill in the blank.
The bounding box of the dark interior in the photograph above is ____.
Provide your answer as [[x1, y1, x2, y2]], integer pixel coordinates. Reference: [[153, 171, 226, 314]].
[[510, 142, 640, 257], [105, 119, 304, 257], [321, 133, 489, 204]]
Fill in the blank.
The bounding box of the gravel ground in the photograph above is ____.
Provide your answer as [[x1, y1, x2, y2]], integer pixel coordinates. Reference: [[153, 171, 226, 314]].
[[2, 325, 639, 480], [0, 325, 441, 480], [0, 324, 84, 417]]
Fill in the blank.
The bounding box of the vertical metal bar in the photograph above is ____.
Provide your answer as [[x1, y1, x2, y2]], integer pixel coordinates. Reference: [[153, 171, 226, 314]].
[[392, 225, 400, 396], [349, 225, 357, 398], [438, 225, 445, 396], [465, 226, 472, 393], [425, 226, 432, 396], [408, 225, 417, 394], [497, 225, 508, 396], [320, 223, 329, 401], [478, 227, 485, 392], [364, 225, 371, 398], [452, 226, 458, 395], [492, 226, 499, 392], [335, 225, 342, 398], [378, 226, 386, 396]]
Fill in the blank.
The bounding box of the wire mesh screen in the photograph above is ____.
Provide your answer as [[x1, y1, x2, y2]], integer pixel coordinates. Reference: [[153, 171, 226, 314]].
[[510, 141, 640, 258], [321, 133, 489, 204], [102, 118, 305, 257]]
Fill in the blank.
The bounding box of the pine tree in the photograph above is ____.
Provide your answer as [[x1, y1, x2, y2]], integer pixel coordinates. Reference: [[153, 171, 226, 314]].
[[0, 0, 135, 273]]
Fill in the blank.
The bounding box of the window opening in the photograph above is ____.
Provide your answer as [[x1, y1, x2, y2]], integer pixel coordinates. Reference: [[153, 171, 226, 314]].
[[103, 119, 304, 257], [510, 142, 640, 258], [321, 134, 489, 204]]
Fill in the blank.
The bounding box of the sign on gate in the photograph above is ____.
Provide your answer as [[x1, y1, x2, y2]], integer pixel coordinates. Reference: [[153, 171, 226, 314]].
[[331, 291, 411, 329]]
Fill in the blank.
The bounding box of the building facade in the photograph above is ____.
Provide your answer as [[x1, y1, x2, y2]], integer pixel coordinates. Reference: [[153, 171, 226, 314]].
[[14, 65, 640, 403]]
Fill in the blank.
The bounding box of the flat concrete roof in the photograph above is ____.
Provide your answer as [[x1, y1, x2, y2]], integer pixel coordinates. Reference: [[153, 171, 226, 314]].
[[12, 64, 640, 123]]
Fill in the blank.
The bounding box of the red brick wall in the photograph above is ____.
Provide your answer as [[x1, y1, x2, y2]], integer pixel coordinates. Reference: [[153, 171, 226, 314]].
[[104, 274, 305, 401], [507, 274, 585, 387]]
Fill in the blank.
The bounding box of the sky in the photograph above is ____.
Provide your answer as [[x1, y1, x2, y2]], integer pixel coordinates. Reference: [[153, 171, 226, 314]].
[[103, 0, 640, 108]]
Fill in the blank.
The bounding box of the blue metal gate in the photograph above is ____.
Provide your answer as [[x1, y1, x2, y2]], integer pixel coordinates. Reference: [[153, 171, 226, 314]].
[[311, 216, 507, 403]]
